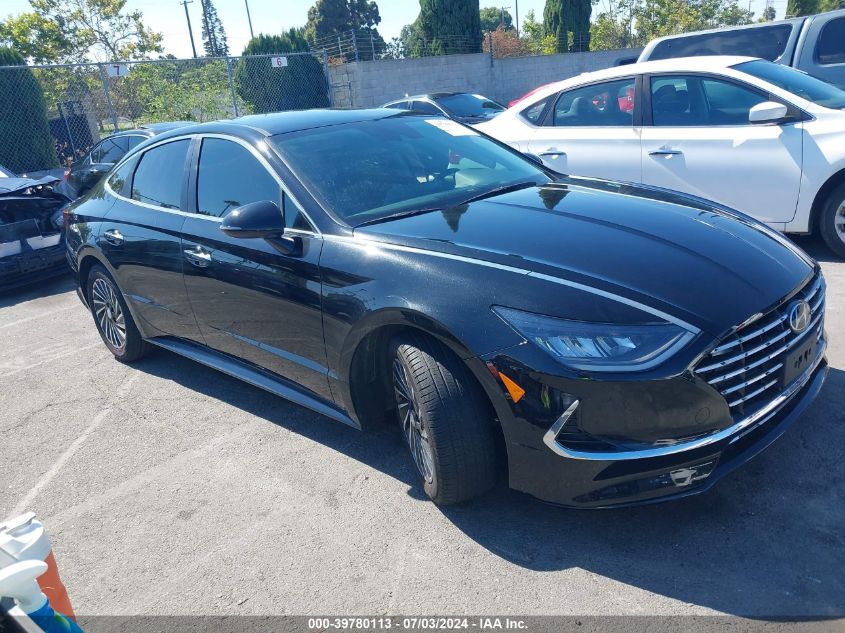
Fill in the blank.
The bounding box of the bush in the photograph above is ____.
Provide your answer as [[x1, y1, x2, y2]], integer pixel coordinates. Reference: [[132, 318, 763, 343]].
[[235, 31, 330, 114], [0, 47, 58, 173]]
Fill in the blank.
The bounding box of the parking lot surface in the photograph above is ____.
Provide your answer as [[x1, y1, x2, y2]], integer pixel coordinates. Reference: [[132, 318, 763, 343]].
[[1, 236, 843, 617]]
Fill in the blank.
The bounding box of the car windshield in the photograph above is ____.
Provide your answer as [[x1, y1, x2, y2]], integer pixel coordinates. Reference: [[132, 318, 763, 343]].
[[271, 115, 549, 226], [733, 60, 845, 109], [434, 94, 505, 118]]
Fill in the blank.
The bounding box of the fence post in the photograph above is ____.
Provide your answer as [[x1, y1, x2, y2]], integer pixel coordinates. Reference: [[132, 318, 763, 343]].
[[322, 50, 335, 108], [351, 29, 359, 62], [98, 64, 119, 132], [488, 32, 494, 66], [370, 32, 376, 60], [226, 57, 239, 118]]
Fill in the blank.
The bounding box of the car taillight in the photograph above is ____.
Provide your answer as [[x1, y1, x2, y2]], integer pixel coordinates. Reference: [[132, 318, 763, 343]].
[[62, 205, 71, 231], [63, 169, 70, 180]]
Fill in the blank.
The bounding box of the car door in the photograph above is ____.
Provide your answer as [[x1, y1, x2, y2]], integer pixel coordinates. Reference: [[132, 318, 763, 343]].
[[179, 136, 332, 402], [640, 74, 803, 225], [99, 138, 204, 342], [527, 77, 642, 183]]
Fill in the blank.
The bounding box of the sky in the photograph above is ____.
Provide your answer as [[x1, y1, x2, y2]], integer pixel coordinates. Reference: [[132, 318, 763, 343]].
[[3, 0, 784, 60]]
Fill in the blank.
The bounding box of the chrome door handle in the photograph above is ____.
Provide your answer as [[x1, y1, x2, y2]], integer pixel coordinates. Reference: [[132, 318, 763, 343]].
[[183, 247, 212, 268], [103, 229, 124, 246], [649, 149, 683, 156], [539, 148, 566, 157]]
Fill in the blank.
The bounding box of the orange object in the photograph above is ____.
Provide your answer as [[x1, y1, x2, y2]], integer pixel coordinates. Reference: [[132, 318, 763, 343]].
[[38, 551, 76, 621], [498, 372, 526, 403]]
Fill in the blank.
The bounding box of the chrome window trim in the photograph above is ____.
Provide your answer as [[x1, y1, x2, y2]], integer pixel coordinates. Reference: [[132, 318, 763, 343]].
[[104, 132, 321, 237]]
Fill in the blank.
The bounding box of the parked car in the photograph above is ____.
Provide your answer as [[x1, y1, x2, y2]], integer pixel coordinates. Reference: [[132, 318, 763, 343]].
[[66, 109, 827, 508], [477, 55, 845, 258], [382, 93, 506, 124], [65, 122, 190, 198], [638, 8, 845, 89], [0, 174, 70, 292]]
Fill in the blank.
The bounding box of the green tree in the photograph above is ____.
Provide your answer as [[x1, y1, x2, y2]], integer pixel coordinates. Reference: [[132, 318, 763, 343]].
[[305, 0, 385, 59], [480, 6, 513, 32], [786, 0, 818, 15], [235, 30, 330, 113], [589, 0, 754, 50], [200, 0, 229, 56], [418, 0, 483, 54], [522, 9, 556, 54], [759, 5, 777, 20], [0, 47, 58, 172], [0, 0, 162, 63], [544, 0, 592, 52]]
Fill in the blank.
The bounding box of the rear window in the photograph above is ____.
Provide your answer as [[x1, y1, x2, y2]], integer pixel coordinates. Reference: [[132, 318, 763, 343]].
[[817, 17, 845, 65], [649, 24, 793, 62]]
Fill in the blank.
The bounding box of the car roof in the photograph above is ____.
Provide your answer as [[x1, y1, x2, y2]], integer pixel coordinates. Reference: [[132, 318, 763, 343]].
[[153, 108, 403, 140], [524, 55, 757, 101]]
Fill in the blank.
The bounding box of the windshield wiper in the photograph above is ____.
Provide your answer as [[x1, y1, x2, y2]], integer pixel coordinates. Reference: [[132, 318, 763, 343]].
[[454, 180, 539, 206], [353, 206, 444, 228]]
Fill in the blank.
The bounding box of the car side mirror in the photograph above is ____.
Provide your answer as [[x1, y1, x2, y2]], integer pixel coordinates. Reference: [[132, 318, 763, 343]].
[[749, 101, 789, 124], [220, 200, 285, 239]]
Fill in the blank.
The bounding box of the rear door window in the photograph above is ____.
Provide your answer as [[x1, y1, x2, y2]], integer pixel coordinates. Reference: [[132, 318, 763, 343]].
[[551, 79, 636, 127], [410, 100, 441, 115], [817, 17, 845, 65], [130, 140, 190, 210]]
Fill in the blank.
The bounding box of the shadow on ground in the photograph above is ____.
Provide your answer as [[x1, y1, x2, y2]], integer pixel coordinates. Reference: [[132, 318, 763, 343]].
[[132, 346, 845, 618], [0, 273, 75, 307]]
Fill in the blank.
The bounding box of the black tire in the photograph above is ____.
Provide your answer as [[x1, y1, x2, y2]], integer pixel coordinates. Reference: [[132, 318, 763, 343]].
[[819, 183, 845, 259], [389, 332, 498, 505], [87, 264, 149, 362]]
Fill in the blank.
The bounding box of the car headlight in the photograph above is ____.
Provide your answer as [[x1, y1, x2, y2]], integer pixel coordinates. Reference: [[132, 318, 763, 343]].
[[493, 307, 696, 372]]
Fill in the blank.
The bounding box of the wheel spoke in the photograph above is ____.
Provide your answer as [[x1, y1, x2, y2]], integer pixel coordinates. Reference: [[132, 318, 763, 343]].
[[92, 278, 126, 351]]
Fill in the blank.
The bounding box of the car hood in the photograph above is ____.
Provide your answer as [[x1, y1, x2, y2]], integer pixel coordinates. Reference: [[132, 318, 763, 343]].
[[353, 178, 815, 337], [0, 176, 61, 195]]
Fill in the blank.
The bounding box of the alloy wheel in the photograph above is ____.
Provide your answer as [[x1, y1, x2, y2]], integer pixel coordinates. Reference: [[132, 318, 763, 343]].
[[392, 358, 435, 484], [91, 277, 127, 351]]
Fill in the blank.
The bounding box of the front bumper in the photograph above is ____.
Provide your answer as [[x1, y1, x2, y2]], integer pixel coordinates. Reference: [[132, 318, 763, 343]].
[[483, 338, 828, 509]]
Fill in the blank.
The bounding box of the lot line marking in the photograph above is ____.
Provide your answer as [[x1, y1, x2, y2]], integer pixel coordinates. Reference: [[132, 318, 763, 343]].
[[0, 343, 101, 378], [0, 305, 78, 330], [12, 371, 140, 515]]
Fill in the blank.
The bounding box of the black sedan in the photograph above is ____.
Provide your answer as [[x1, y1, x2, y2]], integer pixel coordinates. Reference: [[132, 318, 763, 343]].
[[382, 93, 505, 124], [65, 109, 827, 507], [65, 122, 189, 198]]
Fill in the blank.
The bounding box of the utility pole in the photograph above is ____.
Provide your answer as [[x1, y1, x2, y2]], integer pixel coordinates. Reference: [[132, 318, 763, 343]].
[[180, 0, 198, 58], [514, 0, 519, 35], [244, 0, 254, 40]]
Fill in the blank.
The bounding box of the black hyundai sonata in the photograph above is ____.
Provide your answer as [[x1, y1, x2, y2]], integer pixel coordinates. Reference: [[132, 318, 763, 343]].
[[65, 109, 827, 508]]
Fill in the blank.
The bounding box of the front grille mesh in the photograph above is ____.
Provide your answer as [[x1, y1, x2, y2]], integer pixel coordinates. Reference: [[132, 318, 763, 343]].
[[695, 273, 825, 418]]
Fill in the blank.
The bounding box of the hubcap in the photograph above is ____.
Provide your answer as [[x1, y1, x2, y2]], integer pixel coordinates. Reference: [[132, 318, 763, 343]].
[[836, 198, 845, 244], [91, 278, 127, 351], [392, 358, 435, 484]]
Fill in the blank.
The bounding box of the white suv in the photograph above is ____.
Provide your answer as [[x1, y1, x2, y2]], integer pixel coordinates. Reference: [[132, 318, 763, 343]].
[[477, 56, 845, 258]]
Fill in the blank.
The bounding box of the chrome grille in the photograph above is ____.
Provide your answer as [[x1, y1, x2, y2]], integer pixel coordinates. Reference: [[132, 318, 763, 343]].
[[696, 273, 825, 418]]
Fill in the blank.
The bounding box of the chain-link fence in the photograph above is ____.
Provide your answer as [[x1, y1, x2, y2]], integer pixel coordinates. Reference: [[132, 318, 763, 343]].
[[0, 52, 331, 175]]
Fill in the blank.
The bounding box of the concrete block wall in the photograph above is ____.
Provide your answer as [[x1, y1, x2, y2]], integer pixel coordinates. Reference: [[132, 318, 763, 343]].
[[328, 48, 641, 108]]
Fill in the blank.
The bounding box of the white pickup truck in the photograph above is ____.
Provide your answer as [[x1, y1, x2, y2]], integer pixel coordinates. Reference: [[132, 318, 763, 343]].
[[638, 9, 845, 89]]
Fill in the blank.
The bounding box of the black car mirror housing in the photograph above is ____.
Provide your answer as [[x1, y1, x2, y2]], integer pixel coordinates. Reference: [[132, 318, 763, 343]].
[[220, 200, 286, 239]]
